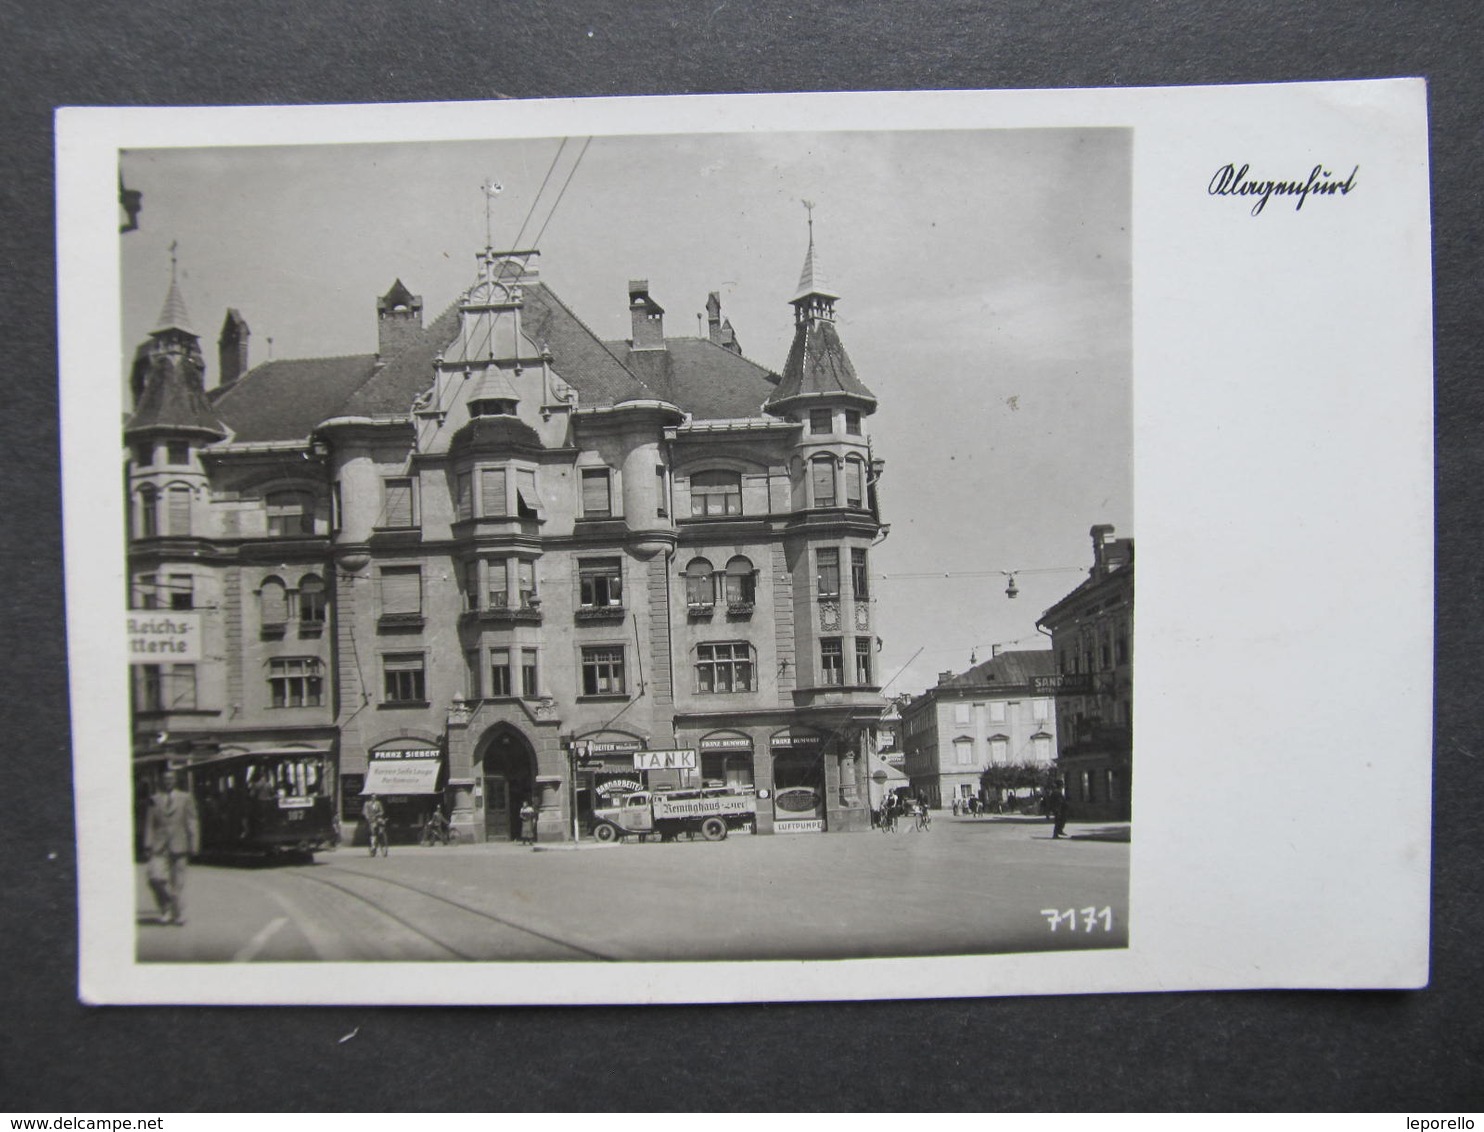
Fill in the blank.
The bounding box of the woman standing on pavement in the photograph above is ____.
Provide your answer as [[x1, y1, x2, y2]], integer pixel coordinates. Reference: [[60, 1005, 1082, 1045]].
[[518, 798, 538, 847]]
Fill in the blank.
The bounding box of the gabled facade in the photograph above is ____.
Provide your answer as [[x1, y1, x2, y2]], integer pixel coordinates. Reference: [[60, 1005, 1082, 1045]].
[[1035, 524, 1134, 821], [126, 228, 888, 841], [899, 649, 1059, 808]]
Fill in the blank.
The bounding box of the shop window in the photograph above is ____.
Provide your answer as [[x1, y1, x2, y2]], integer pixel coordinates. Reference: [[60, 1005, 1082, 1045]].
[[480, 467, 508, 517], [843, 409, 862, 435], [378, 565, 422, 620], [690, 470, 742, 516], [269, 657, 324, 708], [854, 637, 873, 685], [581, 468, 613, 517], [820, 638, 844, 686], [382, 653, 426, 704], [167, 573, 193, 611], [489, 648, 513, 697], [456, 472, 473, 521], [685, 557, 716, 610], [810, 456, 837, 508], [521, 648, 539, 697], [724, 555, 756, 608], [299, 574, 327, 629], [809, 408, 833, 435], [844, 457, 865, 508], [816, 547, 840, 598], [166, 485, 192, 536], [696, 642, 754, 694], [259, 576, 288, 630], [380, 477, 416, 529], [581, 646, 626, 696], [579, 558, 623, 609]]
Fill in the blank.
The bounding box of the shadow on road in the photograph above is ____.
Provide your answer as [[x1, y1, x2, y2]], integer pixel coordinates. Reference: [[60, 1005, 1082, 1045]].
[[1065, 825, 1131, 843]]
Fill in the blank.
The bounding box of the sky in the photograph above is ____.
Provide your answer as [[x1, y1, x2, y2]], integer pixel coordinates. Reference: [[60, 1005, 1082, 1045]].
[[119, 127, 1132, 700]]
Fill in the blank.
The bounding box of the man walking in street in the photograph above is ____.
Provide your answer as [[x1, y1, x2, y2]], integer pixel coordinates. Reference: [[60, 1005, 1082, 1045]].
[[144, 766, 200, 925], [1049, 783, 1070, 839]]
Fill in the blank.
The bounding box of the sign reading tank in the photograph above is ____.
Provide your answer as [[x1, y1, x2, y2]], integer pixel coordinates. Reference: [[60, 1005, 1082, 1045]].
[[127, 613, 201, 663]]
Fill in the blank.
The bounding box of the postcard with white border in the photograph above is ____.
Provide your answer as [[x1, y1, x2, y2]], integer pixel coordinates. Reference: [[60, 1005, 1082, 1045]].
[[57, 79, 1432, 1005]]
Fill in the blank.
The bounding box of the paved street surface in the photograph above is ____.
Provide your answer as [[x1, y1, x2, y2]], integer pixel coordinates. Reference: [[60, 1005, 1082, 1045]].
[[136, 815, 1129, 963]]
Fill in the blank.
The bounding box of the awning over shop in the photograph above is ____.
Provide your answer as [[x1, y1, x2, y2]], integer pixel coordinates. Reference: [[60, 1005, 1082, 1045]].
[[361, 758, 442, 795]]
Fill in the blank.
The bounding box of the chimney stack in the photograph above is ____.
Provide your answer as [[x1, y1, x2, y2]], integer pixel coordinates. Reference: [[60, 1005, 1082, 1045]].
[[377, 279, 424, 359], [628, 280, 665, 350], [217, 309, 250, 388]]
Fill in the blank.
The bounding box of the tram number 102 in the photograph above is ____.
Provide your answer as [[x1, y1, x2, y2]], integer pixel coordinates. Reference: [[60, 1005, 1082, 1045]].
[[1040, 906, 1115, 933]]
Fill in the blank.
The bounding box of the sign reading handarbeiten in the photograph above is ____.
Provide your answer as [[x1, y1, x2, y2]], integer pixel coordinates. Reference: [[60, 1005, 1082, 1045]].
[[127, 612, 201, 663]]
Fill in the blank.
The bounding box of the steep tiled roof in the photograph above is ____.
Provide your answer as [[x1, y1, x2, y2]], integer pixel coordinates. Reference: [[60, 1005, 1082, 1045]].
[[939, 649, 1057, 691], [127, 351, 227, 438], [769, 317, 876, 406], [607, 337, 781, 419], [520, 283, 655, 406], [211, 354, 380, 442], [336, 301, 461, 418]]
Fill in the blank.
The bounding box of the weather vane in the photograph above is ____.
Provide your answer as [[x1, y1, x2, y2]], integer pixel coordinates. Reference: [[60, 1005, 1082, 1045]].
[[801, 198, 815, 241], [481, 178, 504, 249]]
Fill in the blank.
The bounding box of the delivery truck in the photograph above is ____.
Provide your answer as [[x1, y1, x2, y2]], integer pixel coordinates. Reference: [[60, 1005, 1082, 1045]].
[[590, 785, 757, 842]]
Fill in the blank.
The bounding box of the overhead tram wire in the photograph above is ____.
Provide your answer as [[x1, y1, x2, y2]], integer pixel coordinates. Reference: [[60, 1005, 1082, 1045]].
[[529, 137, 592, 250], [506, 138, 569, 252], [875, 566, 1085, 581]]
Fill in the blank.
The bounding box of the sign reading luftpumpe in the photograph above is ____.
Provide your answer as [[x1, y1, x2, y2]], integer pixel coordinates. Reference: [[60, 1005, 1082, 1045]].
[[633, 749, 698, 772], [127, 612, 201, 663]]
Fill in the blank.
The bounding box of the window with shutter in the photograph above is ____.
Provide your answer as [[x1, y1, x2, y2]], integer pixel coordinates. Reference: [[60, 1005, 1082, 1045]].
[[480, 467, 508, 517], [516, 468, 540, 517], [167, 486, 192, 536], [811, 457, 836, 508], [581, 468, 612, 517], [456, 472, 473, 521], [382, 478, 415, 528], [379, 566, 421, 617], [845, 458, 864, 508], [486, 559, 509, 608]]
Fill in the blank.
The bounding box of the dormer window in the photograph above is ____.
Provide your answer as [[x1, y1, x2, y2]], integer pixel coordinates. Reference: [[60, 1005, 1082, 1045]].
[[690, 470, 742, 516], [470, 398, 517, 418]]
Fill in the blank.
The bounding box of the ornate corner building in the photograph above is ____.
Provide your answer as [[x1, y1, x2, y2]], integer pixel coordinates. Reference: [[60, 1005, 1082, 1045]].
[[125, 228, 887, 841]]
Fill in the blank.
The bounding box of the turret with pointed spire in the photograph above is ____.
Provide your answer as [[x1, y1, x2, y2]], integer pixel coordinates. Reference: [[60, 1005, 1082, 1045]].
[[766, 204, 877, 414], [126, 244, 227, 442]]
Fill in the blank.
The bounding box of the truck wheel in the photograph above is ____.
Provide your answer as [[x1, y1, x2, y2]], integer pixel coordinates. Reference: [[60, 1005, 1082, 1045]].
[[592, 823, 618, 843], [700, 817, 728, 842]]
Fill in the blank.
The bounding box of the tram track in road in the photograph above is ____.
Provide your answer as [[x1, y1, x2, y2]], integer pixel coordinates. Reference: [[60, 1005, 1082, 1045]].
[[289, 862, 619, 962]]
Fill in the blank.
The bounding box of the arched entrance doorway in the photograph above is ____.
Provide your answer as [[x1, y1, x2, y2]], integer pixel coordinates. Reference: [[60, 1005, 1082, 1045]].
[[477, 724, 537, 841]]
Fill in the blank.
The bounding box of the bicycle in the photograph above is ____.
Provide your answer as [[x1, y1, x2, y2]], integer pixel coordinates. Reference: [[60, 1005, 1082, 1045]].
[[419, 818, 460, 847], [913, 807, 932, 833]]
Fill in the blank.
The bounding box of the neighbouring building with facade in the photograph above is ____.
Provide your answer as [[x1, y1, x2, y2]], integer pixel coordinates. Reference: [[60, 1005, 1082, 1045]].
[[898, 649, 1058, 808], [125, 227, 888, 841], [1035, 524, 1133, 821]]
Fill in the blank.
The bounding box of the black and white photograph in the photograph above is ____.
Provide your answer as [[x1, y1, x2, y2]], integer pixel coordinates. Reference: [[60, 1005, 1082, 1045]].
[[59, 84, 1431, 1005]]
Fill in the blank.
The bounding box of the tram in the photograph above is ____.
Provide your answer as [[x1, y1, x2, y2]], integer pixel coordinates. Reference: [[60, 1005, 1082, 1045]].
[[135, 749, 339, 858]]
